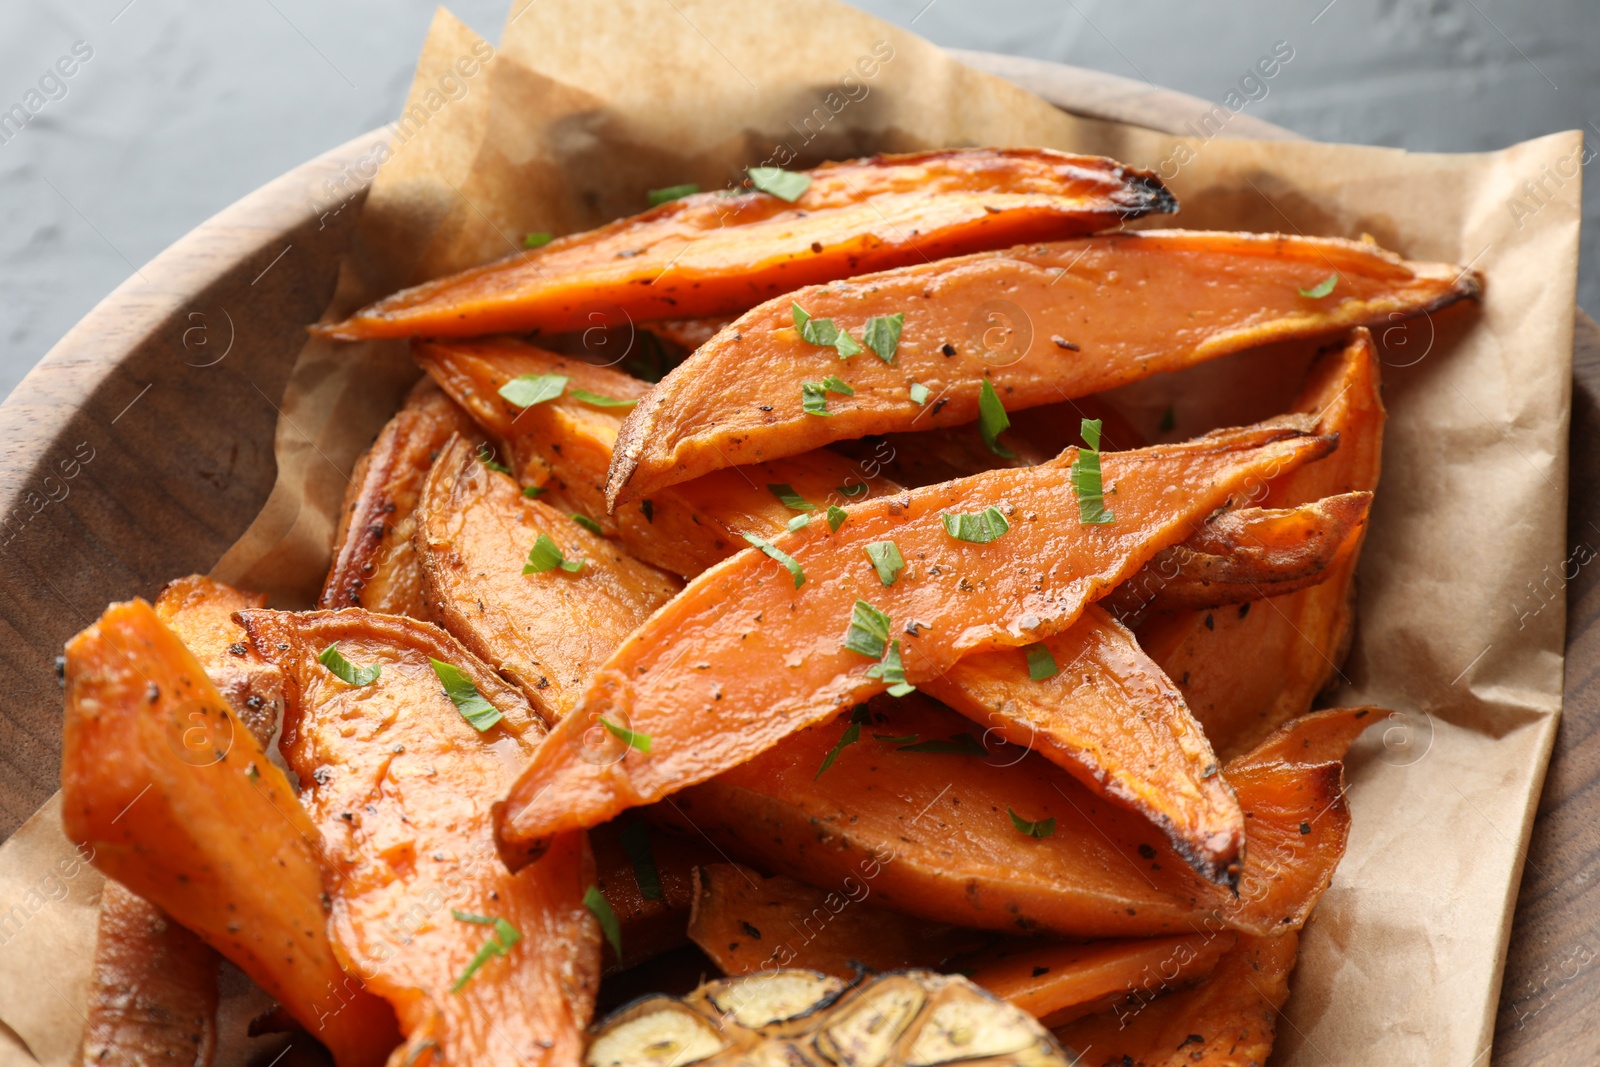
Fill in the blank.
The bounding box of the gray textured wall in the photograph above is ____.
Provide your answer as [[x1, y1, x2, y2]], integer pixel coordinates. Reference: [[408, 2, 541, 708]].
[[0, 0, 1593, 401]]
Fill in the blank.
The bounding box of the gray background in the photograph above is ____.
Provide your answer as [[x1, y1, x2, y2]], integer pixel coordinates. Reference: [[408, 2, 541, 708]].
[[0, 0, 1593, 402]]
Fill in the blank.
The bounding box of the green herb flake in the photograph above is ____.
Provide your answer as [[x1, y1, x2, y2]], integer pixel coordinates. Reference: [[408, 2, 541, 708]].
[[941, 506, 1011, 544], [802, 381, 832, 416], [862, 313, 904, 363], [648, 183, 699, 206], [787, 513, 811, 532], [864, 541, 905, 587], [498, 373, 568, 409], [816, 705, 873, 779], [865, 639, 915, 697], [1069, 418, 1116, 526], [909, 381, 931, 406], [619, 820, 662, 901], [792, 302, 864, 359], [768, 484, 817, 511], [833, 330, 863, 359], [599, 717, 651, 755], [522, 485, 547, 499], [570, 389, 639, 408], [317, 644, 381, 687], [1024, 642, 1060, 682], [1298, 274, 1338, 299], [524, 533, 583, 575], [747, 166, 812, 203], [842, 600, 891, 659], [523, 232, 553, 249], [977, 379, 1015, 458], [836, 482, 868, 498], [1008, 808, 1056, 839], [898, 733, 988, 756], [583, 885, 623, 958], [571, 513, 604, 536], [820, 375, 854, 396], [476, 443, 511, 474], [430, 659, 503, 732], [449, 910, 522, 992], [827, 505, 848, 532], [742, 532, 806, 589]]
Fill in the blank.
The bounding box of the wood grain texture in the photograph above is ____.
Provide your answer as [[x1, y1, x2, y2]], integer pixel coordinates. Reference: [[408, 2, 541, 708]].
[[0, 49, 1585, 1066]]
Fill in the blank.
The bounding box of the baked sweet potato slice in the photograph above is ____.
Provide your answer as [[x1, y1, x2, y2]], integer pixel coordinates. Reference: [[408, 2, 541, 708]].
[[414, 436, 681, 721], [591, 815, 721, 973], [497, 421, 1332, 862], [318, 148, 1174, 341], [153, 574, 284, 746], [1140, 330, 1384, 760], [238, 608, 598, 1067], [321, 376, 482, 618], [687, 863, 989, 979], [607, 231, 1473, 504], [60, 599, 400, 1067]]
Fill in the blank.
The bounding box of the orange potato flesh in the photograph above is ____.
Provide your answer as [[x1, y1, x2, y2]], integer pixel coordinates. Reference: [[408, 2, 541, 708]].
[[607, 231, 1473, 504], [1052, 931, 1300, 1066], [414, 337, 896, 574], [414, 436, 681, 722], [687, 862, 990, 980], [965, 930, 1236, 1028], [153, 574, 285, 746], [320, 377, 482, 618], [80, 880, 220, 1067], [318, 148, 1174, 341], [60, 600, 400, 1067], [590, 815, 722, 973], [1139, 330, 1385, 760], [496, 422, 1331, 862], [238, 608, 598, 1067]]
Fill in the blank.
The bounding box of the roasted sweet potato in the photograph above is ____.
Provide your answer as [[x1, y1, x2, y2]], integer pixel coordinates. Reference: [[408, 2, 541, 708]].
[[644, 317, 736, 353], [1140, 330, 1384, 760], [153, 574, 284, 746], [415, 337, 896, 574], [965, 931, 1236, 1028], [318, 149, 1175, 341], [321, 377, 482, 618], [60, 599, 400, 1067], [497, 421, 1331, 861], [607, 231, 1473, 504], [414, 436, 681, 721], [687, 863, 988, 979], [239, 608, 598, 1067], [80, 879, 220, 1067], [591, 815, 721, 973]]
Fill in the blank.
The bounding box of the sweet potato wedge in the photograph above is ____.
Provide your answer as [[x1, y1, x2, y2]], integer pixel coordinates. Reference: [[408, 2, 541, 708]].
[[153, 574, 284, 746], [607, 231, 1473, 504], [965, 930, 1236, 1028], [239, 608, 598, 1067], [591, 815, 721, 973], [415, 337, 896, 574], [60, 600, 400, 1067], [687, 863, 989, 979], [496, 421, 1332, 862], [80, 879, 220, 1067], [320, 376, 482, 618], [318, 148, 1174, 341], [414, 436, 681, 721], [1140, 330, 1384, 760]]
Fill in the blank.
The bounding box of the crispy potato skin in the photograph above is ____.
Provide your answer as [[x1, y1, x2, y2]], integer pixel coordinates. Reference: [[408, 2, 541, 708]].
[[319, 148, 1174, 340], [1139, 330, 1385, 760], [413, 437, 681, 721], [239, 608, 598, 1067], [607, 231, 1473, 505], [321, 378, 482, 619], [153, 574, 283, 746], [80, 880, 220, 1067], [60, 599, 400, 1067], [687, 862, 988, 979], [496, 423, 1332, 860]]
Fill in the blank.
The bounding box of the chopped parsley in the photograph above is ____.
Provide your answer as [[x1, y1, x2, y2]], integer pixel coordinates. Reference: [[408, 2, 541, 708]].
[[599, 717, 651, 755], [1024, 642, 1060, 681], [977, 379, 1014, 458], [1008, 808, 1056, 839], [942, 506, 1010, 543], [317, 644, 381, 687], [767, 484, 816, 511], [647, 183, 699, 206], [522, 485, 547, 499], [498, 373, 568, 409], [571, 513, 604, 535], [583, 886, 623, 957], [792, 303, 864, 360], [803, 376, 855, 416], [569, 389, 639, 408], [1070, 418, 1115, 525], [827, 505, 848, 532], [450, 910, 522, 992], [476, 443, 511, 474], [865, 639, 915, 697], [1298, 274, 1338, 298], [747, 166, 812, 202], [787, 513, 811, 532], [742, 531, 806, 588], [842, 600, 892, 659], [909, 381, 931, 405], [523, 232, 553, 249], [524, 533, 583, 574], [864, 541, 905, 586], [815, 706, 872, 779], [862, 313, 904, 363], [619, 820, 663, 900], [430, 659, 502, 732]]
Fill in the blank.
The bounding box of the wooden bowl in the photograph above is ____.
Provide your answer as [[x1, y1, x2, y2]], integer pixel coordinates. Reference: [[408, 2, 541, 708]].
[[1, 50, 1591, 1063]]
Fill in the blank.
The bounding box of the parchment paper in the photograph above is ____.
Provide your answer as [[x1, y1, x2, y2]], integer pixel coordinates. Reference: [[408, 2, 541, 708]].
[[0, 2, 1581, 1065]]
